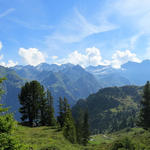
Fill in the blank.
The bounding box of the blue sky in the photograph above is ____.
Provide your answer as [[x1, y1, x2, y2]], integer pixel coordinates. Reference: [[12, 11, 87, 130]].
[[0, 0, 150, 68]]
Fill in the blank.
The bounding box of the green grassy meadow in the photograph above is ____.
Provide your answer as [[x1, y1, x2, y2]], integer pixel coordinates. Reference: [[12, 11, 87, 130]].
[[14, 125, 150, 150]]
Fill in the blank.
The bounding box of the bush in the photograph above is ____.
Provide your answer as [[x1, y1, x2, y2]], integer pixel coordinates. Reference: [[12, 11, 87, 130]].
[[0, 113, 16, 134], [0, 133, 28, 150], [110, 137, 136, 150]]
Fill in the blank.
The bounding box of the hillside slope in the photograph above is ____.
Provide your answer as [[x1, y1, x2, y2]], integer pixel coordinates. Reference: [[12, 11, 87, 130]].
[[72, 86, 143, 133], [0, 66, 25, 119], [12, 64, 101, 106], [15, 125, 150, 150], [15, 125, 84, 150]]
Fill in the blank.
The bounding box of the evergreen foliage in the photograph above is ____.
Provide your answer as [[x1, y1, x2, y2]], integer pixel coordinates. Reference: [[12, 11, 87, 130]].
[[72, 86, 141, 133], [57, 97, 65, 128], [74, 110, 90, 145], [111, 137, 136, 150], [46, 90, 56, 126], [62, 98, 76, 143], [81, 111, 90, 146], [57, 97, 76, 143], [19, 80, 57, 126], [19, 80, 45, 126], [139, 81, 150, 130], [75, 112, 83, 144], [0, 78, 27, 149]]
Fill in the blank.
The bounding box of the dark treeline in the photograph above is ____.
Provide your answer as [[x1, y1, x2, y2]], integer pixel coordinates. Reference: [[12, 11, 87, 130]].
[[18, 80, 90, 145], [18, 80, 56, 126]]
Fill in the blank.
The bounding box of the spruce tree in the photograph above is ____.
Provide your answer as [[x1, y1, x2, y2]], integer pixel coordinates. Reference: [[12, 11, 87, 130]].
[[139, 81, 150, 130], [76, 118, 82, 144], [39, 90, 47, 126], [46, 90, 56, 126], [82, 111, 90, 146], [62, 98, 76, 143], [75, 109, 84, 144], [57, 97, 64, 128], [18, 80, 45, 126]]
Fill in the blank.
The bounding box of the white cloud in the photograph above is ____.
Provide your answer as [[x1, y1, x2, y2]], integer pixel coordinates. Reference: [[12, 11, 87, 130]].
[[51, 56, 58, 60], [0, 8, 15, 18], [111, 50, 141, 68], [112, 0, 150, 34], [129, 33, 143, 49], [10, 18, 53, 30], [19, 48, 45, 66], [0, 41, 2, 50], [0, 60, 18, 67], [53, 47, 141, 68], [55, 47, 106, 67], [114, 0, 150, 16], [47, 9, 117, 44]]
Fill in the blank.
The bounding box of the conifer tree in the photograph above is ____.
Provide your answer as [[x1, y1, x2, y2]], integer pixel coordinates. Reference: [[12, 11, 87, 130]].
[[139, 81, 150, 130], [39, 90, 47, 126], [75, 109, 84, 144], [76, 118, 82, 144], [46, 90, 56, 126], [18, 80, 45, 126], [63, 97, 68, 114], [63, 100, 76, 143], [81, 111, 90, 146], [57, 97, 64, 128]]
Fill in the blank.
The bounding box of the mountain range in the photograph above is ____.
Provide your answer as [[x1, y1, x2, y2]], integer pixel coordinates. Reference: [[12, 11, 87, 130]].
[[1, 59, 150, 119]]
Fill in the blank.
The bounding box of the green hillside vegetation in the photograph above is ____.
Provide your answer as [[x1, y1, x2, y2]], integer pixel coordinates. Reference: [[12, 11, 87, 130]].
[[72, 86, 143, 133], [90, 127, 150, 149], [13, 125, 150, 150], [2, 76, 150, 149], [15, 125, 83, 150], [0, 66, 25, 119]]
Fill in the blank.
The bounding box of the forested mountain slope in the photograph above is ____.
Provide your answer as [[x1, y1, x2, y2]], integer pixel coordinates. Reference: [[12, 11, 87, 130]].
[[72, 86, 143, 133], [0, 66, 25, 119]]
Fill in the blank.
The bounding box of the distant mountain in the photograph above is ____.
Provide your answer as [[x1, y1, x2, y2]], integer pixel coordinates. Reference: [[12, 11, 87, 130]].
[[0, 66, 25, 119], [86, 65, 130, 87], [11, 63, 101, 112], [12, 65, 39, 80], [4, 59, 150, 120], [86, 59, 150, 86], [121, 60, 150, 85], [72, 85, 142, 133]]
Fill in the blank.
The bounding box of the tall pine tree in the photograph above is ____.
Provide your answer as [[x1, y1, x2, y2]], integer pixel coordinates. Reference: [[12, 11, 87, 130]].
[[63, 98, 76, 143], [57, 97, 64, 128], [39, 89, 47, 126], [139, 81, 150, 130], [75, 109, 84, 144], [19, 80, 45, 126], [81, 111, 90, 146], [46, 90, 56, 126]]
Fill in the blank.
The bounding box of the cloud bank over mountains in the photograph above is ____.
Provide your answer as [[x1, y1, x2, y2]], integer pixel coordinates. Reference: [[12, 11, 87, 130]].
[[16, 45, 141, 68], [0, 41, 18, 67], [19, 48, 45, 66]]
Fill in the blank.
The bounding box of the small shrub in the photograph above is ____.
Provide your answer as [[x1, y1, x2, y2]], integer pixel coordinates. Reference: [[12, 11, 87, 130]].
[[0, 133, 28, 150], [110, 137, 136, 150]]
